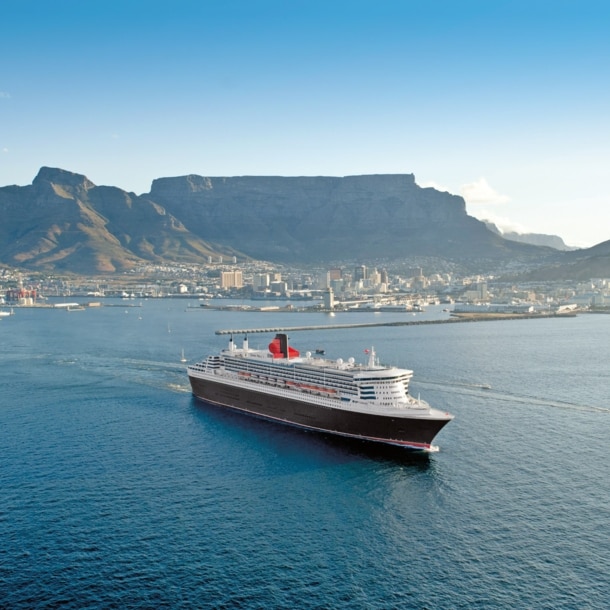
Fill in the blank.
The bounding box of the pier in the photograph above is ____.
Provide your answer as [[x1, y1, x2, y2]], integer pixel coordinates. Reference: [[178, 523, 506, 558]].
[[215, 311, 576, 335]]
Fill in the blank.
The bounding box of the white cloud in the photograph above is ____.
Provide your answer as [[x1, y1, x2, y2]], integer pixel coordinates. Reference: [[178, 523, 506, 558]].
[[474, 210, 530, 235], [460, 177, 510, 205], [0, 92, 10, 99]]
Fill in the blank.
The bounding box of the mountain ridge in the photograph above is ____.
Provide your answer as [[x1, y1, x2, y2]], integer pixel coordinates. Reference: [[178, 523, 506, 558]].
[[483, 221, 577, 251], [0, 167, 605, 278], [0, 167, 243, 273], [147, 172, 549, 263]]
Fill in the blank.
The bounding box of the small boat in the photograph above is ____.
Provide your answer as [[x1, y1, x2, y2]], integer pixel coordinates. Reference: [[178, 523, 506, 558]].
[[315, 348, 325, 355], [180, 348, 187, 363]]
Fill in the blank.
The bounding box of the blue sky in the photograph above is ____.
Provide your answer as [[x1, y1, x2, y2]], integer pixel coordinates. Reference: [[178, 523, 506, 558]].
[[2, 0, 609, 247]]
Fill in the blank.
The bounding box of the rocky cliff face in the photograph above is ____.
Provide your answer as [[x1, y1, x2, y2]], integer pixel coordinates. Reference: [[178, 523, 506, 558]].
[[149, 173, 524, 262], [0, 167, 240, 273], [0, 167, 561, 274]]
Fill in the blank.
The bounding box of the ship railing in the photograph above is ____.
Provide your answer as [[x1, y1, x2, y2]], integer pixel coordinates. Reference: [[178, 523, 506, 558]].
[[215, 370, 430, 413]]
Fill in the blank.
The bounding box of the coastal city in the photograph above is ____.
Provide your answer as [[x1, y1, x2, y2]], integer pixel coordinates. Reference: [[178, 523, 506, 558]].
[[2, 258, 609, 315], [4, 1, 610, 608]]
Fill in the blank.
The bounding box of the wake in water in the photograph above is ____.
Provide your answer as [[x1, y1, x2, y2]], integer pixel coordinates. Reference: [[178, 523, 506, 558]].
[[416, 378, 610, 414]]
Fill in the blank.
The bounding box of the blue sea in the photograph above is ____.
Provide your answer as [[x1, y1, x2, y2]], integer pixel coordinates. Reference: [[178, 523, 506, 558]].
[[1, 299, 609, 609]]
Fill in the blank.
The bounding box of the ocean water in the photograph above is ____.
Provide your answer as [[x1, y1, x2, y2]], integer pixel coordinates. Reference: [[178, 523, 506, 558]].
[[1, 300, 609, 609]]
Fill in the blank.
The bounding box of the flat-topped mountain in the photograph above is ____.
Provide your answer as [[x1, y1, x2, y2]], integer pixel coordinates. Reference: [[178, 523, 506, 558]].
[[0, 167, 589, 276], [149, 173, 546, 263]]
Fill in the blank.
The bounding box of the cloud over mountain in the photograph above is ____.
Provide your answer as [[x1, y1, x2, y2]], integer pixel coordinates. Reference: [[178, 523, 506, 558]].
[[460, 177, 511, 205]]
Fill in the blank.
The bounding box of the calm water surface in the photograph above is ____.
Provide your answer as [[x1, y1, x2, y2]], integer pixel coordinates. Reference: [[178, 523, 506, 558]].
[[1, 300, 609, 608]]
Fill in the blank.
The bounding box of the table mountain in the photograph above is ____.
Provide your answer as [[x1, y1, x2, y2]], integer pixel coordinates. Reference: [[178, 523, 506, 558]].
[[149, 173, 544, 263], [0, 167, 565, 274]]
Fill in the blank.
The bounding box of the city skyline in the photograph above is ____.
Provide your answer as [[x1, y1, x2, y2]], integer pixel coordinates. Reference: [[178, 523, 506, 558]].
[[2, 0, 609, 248]]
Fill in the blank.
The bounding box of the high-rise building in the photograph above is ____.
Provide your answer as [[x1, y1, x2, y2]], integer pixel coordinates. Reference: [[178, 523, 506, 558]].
[[323, 288, 335, 310], [354, 265, 367, 281], [221, 270, 243, 289], [253, 274, 270, 290], [318, 271, 330, 289], [369, 268, 381, 286]]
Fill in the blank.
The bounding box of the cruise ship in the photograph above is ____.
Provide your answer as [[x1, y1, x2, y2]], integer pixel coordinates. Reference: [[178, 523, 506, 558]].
[[187, 333, 453, 451]]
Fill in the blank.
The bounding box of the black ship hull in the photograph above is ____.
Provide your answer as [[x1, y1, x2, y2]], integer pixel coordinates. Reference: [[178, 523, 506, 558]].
[[189, 375, 450, 450]]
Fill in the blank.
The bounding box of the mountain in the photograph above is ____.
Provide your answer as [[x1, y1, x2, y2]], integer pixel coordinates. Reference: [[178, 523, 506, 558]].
[[0, 167, 582, 276], [483, 221, 577, 251], [148, 173, 550, 264], [0, 167, 243, 273], [513, 239, 610, 281]]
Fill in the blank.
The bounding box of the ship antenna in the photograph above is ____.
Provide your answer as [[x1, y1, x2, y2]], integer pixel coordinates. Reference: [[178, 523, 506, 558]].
[[368, 347, 375, 368]]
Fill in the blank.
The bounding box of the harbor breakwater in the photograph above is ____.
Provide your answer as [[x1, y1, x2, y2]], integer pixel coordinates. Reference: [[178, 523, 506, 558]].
[[214, 312, 577, 335]]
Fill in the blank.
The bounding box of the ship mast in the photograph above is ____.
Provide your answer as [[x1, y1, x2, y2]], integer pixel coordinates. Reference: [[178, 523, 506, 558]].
[[368, 347, 376, 368]]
